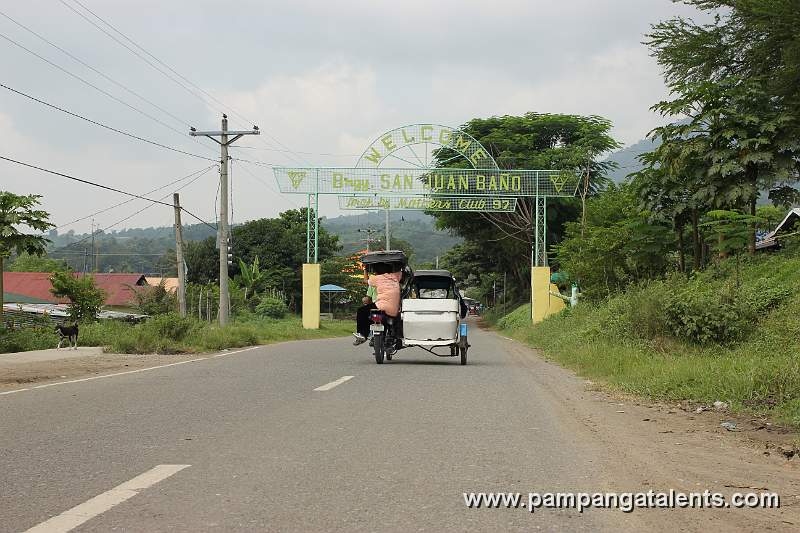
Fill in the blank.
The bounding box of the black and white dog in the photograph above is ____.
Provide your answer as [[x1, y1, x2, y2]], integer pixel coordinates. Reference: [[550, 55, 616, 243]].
[[55, 323, 79, 350]]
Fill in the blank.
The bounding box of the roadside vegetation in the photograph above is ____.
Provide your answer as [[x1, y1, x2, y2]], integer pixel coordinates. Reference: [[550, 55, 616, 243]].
[[493, 245, 800, 427], [1, 313, 351, 354], [484, 1, 800, 428]]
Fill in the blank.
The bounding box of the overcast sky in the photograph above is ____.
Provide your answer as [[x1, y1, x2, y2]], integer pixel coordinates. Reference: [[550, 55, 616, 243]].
[[0, 0, 703, 233]]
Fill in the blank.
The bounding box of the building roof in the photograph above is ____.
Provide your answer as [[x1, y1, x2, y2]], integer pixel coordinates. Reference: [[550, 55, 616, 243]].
[[145, 277, 179, 293], [2, 272, 147, 307], [756, 208, 800, 250]]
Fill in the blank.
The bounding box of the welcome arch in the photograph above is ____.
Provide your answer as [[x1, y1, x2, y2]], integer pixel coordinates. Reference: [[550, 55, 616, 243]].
[[356, 123, 500, 171], [272, 123, 581, 328]]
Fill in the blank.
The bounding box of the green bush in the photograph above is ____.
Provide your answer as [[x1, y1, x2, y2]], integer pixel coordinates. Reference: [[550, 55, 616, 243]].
[[141, 313, 198, 341], [79, 320, 134, 347], [255, 297, 288, 319], [130, 281, 176, 315], [49, 272, 106, 321], [0, 326, 57, 352], [194, 325, 259, 351], [664, 294, 744, 344]]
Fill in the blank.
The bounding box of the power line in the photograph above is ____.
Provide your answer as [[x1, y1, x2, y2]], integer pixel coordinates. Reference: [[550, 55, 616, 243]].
[[0, 83, 217, 162], [230, 145, 361, 158], [60, 0, 311, 167], [0, 155, 216, 230], [53, 168, 215, 250], [55, 165, 217, 230], [0, 29, 210, 151], [0, 9, 192, 130], [234, 160, 302, 209], [48, 252, 167, 256]]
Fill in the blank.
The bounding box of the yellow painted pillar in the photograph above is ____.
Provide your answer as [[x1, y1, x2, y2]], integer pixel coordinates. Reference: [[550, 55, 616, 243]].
[[302, 263, 320, 329], [531, 266, 551, 324], [548, 283, 567, 315]]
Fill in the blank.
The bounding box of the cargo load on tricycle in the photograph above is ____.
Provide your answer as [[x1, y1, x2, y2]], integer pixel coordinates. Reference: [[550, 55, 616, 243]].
[[359, 250, 470, 365]]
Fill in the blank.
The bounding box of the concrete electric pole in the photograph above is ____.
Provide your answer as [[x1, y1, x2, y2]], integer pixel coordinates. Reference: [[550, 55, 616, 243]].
[[190, 114, 259, 326], [173, 193, 187, 318]]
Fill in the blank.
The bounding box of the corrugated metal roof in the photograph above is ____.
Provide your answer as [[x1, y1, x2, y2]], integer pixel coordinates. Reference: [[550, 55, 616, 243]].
[[2, 272, 146, 307]]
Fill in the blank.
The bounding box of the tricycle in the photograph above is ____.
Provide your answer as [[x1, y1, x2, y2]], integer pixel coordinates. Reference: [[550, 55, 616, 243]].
[[361, 251, 470, 365]]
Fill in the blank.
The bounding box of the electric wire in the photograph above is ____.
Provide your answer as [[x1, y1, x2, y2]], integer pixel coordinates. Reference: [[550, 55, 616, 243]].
[[55, 165, 217, 230], [60, 0, 312, 167], [53, 168, 215, 250], [0, 9, 192, 130], [0, 155, 216, 230], [0, 83, 217, 162], [0, 30, 202, 145]]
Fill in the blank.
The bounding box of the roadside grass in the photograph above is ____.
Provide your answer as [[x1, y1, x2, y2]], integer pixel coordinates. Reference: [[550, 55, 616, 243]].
[[494, 248, 800, 428], [2, 314, 351, 355]]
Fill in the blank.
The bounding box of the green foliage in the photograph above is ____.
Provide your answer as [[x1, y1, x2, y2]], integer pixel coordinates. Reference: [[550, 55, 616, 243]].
[[186, 209, 340, 311], [237, 256, 265, 300], [8, 252, 69, 272], [129, 280, 176, 315], [322, 212, 461, 265], [255, 297, 288, 319], [1, 191, 54, 317], [320, 255, 366, 312], [643, 3, 800, 258], [142, 313, 197, 341], [49, 272, 106, 321], [554, 184, 673, 299], [701, 210, 764, 257], [431, 113, 621, 301], [493, 245, 800, 426], [0, 323, 58, 352]]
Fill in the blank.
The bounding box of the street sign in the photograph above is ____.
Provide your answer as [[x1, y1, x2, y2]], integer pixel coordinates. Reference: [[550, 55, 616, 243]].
[[337, 194, 519, 212], [273, 167, 579, 197]]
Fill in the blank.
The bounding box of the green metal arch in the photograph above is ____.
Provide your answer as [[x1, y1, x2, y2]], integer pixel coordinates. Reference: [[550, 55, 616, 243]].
[[355, 123, 499, 170]]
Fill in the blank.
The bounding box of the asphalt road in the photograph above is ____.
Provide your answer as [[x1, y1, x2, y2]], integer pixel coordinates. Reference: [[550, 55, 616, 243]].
[[0, 320, 792, 532]]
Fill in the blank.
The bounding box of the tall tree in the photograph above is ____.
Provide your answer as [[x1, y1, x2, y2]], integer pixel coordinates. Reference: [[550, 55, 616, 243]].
[[185, 209, 340, 311], [431, 113, 620, 296], [646, 2, 800, 254], [0, 192, 54, 319]]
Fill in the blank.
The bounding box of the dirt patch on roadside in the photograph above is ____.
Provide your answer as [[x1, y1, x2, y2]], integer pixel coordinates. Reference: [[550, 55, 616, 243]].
[[0, 352, 209, 390], [499, 333, 800, 531]]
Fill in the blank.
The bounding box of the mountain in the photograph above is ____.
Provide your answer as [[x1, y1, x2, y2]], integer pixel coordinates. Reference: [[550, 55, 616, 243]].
[[322, 211, 462, 264], [38, 212, 460, 274], [604, 136, 659, 183]]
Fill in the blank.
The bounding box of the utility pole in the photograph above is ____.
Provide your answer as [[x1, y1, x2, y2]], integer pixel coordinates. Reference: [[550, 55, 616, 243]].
[[90, 219, 96, 273], [173, 193, 187, 318], [190, 114, 259, 326], [385, 209, 390, 250], [357, 227, 379, 252]]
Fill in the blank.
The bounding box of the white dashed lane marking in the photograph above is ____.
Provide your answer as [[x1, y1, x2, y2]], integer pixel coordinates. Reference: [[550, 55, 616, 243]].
[[23, 464, 190, 533], [314, 375, 355, 391]]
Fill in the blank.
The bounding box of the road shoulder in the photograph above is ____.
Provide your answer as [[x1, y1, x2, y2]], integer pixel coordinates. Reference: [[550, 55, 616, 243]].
[[489, 328, 800, 530]]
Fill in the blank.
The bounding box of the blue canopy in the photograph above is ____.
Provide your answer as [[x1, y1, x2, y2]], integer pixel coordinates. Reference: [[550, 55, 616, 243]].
[[320, 284, 347, 293]]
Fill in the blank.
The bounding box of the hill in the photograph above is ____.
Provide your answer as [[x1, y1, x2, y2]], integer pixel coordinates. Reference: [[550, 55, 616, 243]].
[[604, 136, 658, 183], [321, 211, 462, 264], [33, 212, 460, 274]]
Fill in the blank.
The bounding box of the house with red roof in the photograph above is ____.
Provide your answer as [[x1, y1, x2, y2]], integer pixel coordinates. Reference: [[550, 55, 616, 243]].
[[2, 272, 147, 307]]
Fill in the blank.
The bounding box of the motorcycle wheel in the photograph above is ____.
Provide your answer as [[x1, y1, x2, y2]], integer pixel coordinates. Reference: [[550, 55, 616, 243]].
[[460, 344, 468, 365], [373, 333, 385, 364]]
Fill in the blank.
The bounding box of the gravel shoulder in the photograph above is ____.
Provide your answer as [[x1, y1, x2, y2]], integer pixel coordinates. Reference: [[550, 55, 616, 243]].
[[0, 349, 229, 390]]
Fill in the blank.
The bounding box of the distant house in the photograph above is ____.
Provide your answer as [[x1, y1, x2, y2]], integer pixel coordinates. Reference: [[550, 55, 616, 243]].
[[756, 208, 800, 251], [2, 272, 148, 307], [144, 277, 179, 293]]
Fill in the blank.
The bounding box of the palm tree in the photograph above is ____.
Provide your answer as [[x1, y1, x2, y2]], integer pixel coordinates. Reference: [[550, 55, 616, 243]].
[[0, 192, 54, 319]]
